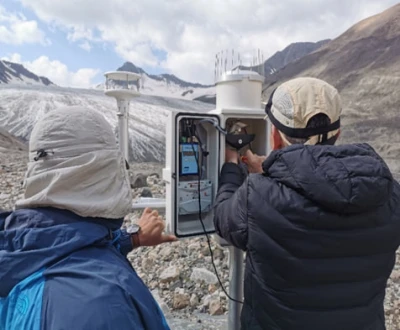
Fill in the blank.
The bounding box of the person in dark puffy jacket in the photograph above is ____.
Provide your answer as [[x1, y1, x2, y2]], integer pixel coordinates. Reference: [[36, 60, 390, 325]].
[[0, 106, 176, 330], [214, 77, 400, 330]]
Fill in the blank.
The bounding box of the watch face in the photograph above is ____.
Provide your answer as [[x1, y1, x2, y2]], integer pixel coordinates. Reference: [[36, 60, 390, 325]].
[[127, 224, 140, 234]]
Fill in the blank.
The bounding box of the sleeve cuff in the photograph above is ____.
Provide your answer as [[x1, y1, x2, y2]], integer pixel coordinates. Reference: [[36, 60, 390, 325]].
[[119, 230, 134, 256], [0, 211, 11, 231], [220, 162, 245, 186]]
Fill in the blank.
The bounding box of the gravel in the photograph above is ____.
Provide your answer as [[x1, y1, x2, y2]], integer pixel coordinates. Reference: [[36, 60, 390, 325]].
[[1, 152, 399, 329]]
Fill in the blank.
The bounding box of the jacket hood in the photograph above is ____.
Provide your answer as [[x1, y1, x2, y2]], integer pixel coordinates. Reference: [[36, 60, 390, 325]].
[[262, 143, 393, 214], [0, 208, 122, 297], [15, 106, 132, 219]]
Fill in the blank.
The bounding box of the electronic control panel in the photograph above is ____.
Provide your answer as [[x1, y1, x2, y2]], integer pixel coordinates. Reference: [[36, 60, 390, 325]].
[[178, 180, 213, 215], [163, 109, 270, 239], [163, 112, 220, 238]]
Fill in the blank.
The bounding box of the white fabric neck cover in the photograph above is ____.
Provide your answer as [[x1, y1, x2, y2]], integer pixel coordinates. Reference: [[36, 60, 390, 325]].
[[15, 106, 133, 219]]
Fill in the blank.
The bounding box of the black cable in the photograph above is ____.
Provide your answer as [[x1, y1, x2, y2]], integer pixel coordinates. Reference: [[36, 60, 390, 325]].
[[198, 118, 227, 135], [191, 122, 244, 305]]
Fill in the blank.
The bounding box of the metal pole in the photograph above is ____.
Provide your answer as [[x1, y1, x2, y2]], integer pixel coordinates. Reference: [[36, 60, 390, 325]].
[[117, 99, 130, 159], [228, 246, 244, 330]]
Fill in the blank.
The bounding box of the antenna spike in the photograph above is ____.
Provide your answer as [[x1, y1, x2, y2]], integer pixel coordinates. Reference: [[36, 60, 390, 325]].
[[214, 55, 217, 82], [218, 53, 220, 80], [261, 51, 264, 75]]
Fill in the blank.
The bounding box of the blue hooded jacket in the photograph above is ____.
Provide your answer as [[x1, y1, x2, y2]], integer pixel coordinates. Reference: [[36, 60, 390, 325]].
[[0, 207, 170, 330]]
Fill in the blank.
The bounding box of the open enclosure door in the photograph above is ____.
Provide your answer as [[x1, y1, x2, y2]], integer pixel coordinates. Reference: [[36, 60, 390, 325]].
[[163, 112, 221, 238]]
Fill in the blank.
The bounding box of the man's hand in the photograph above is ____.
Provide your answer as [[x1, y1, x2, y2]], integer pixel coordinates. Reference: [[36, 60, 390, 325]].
[[136, 208, 177, 247], [225, 147, 239, 164], [243, 150, 267, 174]]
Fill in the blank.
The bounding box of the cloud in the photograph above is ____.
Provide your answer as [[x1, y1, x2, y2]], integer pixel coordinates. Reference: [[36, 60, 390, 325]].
[[0, 4, 50, 45], [17, 0, 400, 84], [2, 53, 100, 88], [79, 41, 92, 52]]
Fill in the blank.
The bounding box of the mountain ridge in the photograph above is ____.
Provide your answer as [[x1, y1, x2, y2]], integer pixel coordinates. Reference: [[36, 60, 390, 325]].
[[117, 62, 214, 89], [0, 39, 331, 104], [0, 60, 54, 86], [263, 39, 331, 74], [261, 3, 400, 175]]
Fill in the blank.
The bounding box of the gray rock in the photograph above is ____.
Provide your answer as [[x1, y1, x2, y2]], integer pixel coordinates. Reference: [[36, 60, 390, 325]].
[[140, 187, 153, 198], [131, 173, 148, 188], [201, 246, 211, 256], [190, 268, 218, 285], [190, 294, 200, 307], [202, 294, 212, 307], [173, 290, 190, 310], [141, 257, 154, 271], [208, 284, 217, 294], [188, 243, 198, 251], [0, 193, 10, 200], [169, 280, 182, 291], [160, 246, 173, 261], [147, 250, 159, 260], [209, 298, 224, 316], [213, 247, 225, 260], [147, 173, 161, 185], [160, 266, 181, 283], [391, 270, 400, 281]]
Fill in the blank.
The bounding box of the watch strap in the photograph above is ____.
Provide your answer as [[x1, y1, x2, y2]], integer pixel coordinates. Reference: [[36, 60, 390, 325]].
[[131, 232, 140, 248]]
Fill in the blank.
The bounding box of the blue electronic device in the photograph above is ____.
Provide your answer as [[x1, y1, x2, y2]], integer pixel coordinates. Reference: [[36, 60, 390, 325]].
[[179, 143, 199, 176]]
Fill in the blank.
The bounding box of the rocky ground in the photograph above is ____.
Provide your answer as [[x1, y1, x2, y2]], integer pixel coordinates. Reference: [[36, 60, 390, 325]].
[[0, 153, 230, 329], [1, 151, 400, 329]]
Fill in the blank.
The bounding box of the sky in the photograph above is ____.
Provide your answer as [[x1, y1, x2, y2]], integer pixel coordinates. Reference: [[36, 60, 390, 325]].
[[0, 0, 398, 88]]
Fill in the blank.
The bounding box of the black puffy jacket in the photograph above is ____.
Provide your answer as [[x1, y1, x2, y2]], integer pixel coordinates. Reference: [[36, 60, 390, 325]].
[[214, 143, 400, 330]]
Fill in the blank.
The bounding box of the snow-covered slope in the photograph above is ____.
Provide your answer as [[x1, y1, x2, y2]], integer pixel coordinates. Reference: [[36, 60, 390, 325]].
[[138, 73, 216, 101], [0, 84, 213, 162], [98, 62, 216, 102], [0, 60, 54, 86]]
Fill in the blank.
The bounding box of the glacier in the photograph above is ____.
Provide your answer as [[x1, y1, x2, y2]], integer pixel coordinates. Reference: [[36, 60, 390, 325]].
[[0, 84, 214, 162]]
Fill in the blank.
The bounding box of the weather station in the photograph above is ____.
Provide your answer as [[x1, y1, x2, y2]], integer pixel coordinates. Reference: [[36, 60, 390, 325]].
[[163, 57, 269, 239], [104, 50, 270, 330], [161, 50, 269, 329], [104, 71, 141, 158], [104, 71, 167, 210]]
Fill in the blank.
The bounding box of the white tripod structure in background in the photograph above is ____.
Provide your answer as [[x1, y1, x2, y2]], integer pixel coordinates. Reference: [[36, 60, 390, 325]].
[[104, 71, 166, 210], [104, 71, 140, 160]]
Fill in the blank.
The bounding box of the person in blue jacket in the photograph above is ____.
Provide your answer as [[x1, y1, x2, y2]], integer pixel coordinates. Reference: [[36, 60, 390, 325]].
[[0, 106, 177, 330], [214, 77, 400, 330]]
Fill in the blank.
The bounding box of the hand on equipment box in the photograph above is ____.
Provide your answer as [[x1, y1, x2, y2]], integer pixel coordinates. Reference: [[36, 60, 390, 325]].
[[241, 150, 266, 174], [136, 208, 177, 247], [225, 147, 239, 164]]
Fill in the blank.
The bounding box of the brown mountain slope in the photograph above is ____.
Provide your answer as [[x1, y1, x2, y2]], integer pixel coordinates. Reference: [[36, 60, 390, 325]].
[[262, 4, 400, 177], [0, 128, 27, 153]]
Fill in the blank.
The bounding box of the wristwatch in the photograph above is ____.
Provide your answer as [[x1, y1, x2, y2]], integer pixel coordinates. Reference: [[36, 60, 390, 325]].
[[127, 224, 141, 248]]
